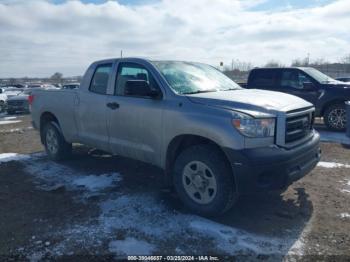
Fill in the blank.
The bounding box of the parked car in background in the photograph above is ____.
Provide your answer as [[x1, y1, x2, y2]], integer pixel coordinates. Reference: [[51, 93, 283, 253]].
[[27, 84, 43, 89], [0, 88, 7, 112], [7, 89, 37, 114], [2, 88, 22, 98], [62, 83, 80, 90], [30, 58, 320, 216], [246, 67, 350, 131], [336, 77, 350, 83]]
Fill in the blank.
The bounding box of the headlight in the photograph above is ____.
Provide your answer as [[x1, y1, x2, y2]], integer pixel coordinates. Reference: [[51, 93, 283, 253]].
[[232, 112, 275, 138]]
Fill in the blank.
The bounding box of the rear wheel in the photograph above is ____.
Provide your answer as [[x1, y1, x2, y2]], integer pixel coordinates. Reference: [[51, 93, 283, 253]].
[[173, 145, 237, 217], [43, 122, 72, 160], [324, 103, 346, 131]]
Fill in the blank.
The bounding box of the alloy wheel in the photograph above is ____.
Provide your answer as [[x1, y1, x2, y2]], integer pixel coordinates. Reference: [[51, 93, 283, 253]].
[[327, 108, 346, 130]]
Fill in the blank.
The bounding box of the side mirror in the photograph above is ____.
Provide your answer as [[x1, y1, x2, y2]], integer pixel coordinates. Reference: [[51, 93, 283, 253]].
[[303, 82, 315, 91], [125, 80, 161, 99]]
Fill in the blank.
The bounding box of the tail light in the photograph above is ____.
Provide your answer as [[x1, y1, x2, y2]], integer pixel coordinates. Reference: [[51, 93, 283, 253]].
[[28, 94, 34, 105]]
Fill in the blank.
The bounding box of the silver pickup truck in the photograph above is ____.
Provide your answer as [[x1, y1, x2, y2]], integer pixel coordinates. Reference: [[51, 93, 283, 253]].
[[30, 58, 321, 216]]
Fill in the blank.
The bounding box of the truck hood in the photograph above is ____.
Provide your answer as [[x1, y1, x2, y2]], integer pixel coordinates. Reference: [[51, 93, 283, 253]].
[[322, 81, 350, 90], [7, 94, 29, 101], [186, 89, 313, 117]]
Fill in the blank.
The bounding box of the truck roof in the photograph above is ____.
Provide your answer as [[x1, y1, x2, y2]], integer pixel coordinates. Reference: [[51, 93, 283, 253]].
[[91, 58, 208, 65], [92, 57, 151, 64], [252, 67, 312, 70]]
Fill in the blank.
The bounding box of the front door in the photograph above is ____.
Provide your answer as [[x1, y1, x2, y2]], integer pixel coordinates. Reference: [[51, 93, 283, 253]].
[[277, 69, 319, 105], [106, 62, 164, 165]]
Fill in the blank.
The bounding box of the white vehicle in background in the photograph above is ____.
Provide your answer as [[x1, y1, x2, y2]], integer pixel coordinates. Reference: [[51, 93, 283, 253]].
[[0, 87, 23, 112], [2, 88, 23, 98], [0, 88, 7, 112], [62, 83, 80, 90]]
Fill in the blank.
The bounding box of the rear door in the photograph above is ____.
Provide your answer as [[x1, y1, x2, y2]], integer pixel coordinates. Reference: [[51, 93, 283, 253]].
[[76, 63, 112, 151], [276, 69, 319, 104], [106, 61, 164, 165]]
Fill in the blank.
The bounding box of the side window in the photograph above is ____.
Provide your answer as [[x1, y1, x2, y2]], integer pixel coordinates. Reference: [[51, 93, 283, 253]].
[[115, 62, 160, 97], [281, 70, 312, 89], [89, 64, 112, 95], [250, 70, 277, 88]]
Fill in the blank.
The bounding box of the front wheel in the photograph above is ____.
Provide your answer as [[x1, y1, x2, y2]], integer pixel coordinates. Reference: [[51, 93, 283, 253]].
[[324, 103, 346, 131], [173, 145, 237, 217], [43, 122, 72, 160]]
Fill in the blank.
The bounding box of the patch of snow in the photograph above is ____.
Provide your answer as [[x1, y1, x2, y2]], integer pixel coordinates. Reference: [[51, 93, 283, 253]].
[[99, 194, 304, 256], [27, 251, 44, 262], [189, 220, 281, 255], [317, 161, 350, 168], [72, 174, 122, 192], [5, 153, 307, 257], [108, 238, 155, 256], [288, 238, 305, 256], [340, 213, 350, 218], [2, 116, 17, 120], [23, 155, 122, 197], [0, 128, 21, 133], [0, 153, 30, 163], [0, 126, 33, 134], [340, 179, 350, 194], [0, 120, 21, 125]]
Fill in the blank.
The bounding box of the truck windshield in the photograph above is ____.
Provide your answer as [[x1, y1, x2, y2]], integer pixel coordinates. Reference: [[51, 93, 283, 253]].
[[152, 61, 242, 94], [302, 68, 337, 83]]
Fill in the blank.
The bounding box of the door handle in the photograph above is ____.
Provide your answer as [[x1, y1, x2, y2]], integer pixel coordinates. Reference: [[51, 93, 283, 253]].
[[106, 102, 119, 110]]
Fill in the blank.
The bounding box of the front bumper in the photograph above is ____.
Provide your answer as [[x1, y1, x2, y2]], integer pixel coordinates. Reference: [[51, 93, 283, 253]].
[[224, 131, 321, 194]]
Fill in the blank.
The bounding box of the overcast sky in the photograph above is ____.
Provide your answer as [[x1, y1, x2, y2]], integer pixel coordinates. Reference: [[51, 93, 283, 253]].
[[0, 0, 349, 77]]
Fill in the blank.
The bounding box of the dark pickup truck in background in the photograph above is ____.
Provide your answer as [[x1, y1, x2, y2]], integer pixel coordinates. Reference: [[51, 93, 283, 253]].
[[244, 67, 350, 131]]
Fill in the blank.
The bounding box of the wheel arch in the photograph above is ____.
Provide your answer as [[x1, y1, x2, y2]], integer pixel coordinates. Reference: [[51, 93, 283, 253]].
[[165, 134, 234, 186], [321, 99, 346, 116], [39, 112, 61, 144]]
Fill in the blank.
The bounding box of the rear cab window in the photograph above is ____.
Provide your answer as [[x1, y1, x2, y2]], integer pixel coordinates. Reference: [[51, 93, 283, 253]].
[[89, 64, 112, 95], [249, 69, 278, 89]]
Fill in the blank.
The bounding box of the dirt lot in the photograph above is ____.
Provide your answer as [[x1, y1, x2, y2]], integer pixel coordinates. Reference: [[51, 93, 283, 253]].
[[0, 114, 350, 261]]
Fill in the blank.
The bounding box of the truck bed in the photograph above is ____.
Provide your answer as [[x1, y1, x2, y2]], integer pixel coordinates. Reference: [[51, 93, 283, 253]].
[[31, 89, 79, 142]]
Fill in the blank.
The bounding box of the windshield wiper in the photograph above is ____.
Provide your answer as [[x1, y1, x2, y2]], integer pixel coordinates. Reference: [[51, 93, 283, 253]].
[[182, 89, 217, 95]]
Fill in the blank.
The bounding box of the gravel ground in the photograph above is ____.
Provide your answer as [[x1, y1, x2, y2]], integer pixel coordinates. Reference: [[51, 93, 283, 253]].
[[0, 114, 349, 261]]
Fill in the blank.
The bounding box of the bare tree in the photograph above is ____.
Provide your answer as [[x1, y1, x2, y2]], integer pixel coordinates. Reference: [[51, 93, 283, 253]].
[[291, 57, 310, 67], [50, 72, 63, 84], [312, 58, 328, 66], [340, 54, 350, 64], [264, 60, 284, 68]]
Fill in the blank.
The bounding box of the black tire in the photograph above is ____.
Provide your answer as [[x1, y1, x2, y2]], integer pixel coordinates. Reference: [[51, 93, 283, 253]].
[[42, 121, 72, 161], [173, 144, 237, 217], [324, 103, 346, 131]]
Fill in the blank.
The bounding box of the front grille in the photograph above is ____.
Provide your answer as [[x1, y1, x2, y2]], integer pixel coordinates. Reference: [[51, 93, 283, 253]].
[[285, 113, 312, 143]]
